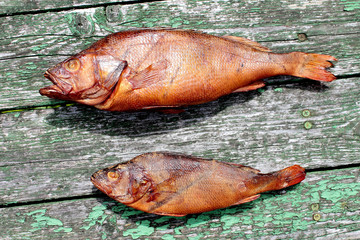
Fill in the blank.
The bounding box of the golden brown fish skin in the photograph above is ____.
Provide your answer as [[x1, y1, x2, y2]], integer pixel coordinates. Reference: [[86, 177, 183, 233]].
[[91, 152, 306, 216], [40, 29, 336, 111]]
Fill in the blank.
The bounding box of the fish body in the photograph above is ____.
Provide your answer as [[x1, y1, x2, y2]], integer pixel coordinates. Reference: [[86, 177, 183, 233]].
[[40, 29, 336, 111], [91, 152, 306, 216]]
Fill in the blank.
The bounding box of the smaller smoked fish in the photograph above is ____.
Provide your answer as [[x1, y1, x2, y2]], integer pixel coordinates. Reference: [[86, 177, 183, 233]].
[[40, 29, 336, 112], [91, 152, 306, 216]]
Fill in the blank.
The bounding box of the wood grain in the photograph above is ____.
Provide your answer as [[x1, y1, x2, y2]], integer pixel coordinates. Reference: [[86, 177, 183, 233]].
[[0, 0, 359, 109], [0, 0, 133, 15], [1, 0, 359, 239], [1, 168, 359, 239], [1, 74, 360, 204]]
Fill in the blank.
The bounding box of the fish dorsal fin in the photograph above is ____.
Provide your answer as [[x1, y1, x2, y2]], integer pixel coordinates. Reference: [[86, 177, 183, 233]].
[[226, 162, 260, 173], [223, 35, 271, 52], [128, 60, 168, 89], [231, 194, 261, 206]]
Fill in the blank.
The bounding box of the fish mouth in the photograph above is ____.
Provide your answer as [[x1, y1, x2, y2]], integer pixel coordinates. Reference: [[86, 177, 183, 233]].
[[91, 172, 113, 196], [39, 71, 73, 99]]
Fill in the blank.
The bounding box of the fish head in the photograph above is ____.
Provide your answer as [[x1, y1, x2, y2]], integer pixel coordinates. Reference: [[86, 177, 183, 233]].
[[91, 163, 152, 204], [40, 51, 127, 106]]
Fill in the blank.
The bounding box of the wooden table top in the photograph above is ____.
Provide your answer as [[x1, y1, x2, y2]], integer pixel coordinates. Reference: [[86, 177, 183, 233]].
[[1, 0, 359, 239]]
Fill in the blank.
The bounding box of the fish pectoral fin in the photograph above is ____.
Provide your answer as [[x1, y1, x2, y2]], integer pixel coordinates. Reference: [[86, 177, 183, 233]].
[[103, 60, 128, 90], [128, 60, 169, 89], [223, 35, 272, 52], [232, 194, 261, 206], [232, 80, 265, 93]]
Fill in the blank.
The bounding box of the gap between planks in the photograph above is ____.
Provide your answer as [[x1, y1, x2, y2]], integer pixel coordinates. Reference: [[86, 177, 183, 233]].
[[0, 0, 164, 18]]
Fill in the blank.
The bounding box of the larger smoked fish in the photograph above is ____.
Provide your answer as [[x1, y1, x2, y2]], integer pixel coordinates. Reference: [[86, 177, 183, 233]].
[[40, 29, 336, 111], [91, 152, 306, 216]]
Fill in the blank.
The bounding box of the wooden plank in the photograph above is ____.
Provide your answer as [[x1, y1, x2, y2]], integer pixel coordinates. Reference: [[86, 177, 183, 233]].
[[1, 74, 360, 204], [0, 0, 133, 15], [1, 168, 359, 239], [1, 0, 359, 39], [1, 0, 359, 238], [2, 34, 357, 110], [0, 0, 359, 109]]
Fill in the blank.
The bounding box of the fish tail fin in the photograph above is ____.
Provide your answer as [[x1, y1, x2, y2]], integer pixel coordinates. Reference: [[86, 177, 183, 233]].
[[256, 165, 306, 193], [289, 52, 337, 82], [273, 165, 306, 189]]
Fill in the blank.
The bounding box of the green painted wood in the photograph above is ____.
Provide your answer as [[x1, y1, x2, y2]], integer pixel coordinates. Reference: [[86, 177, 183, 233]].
[[1, 75, 360, 204], [1, 0, 360, 239], [0, 0, 133, 15], [1, 168, 359, 239], [1, 0, 359, 39], [0, 0, 359, 109], [2, 34, 358, 110]]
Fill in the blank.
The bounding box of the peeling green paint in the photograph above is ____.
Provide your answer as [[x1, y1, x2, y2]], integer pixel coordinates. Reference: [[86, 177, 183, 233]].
[[154, 216, 176, 223], [186, 215, 210, 227], [0, 103, 75, 114], [81, 204, 107, 230], [0, 166, 11, 172], [26, 209, 63, 232], [340, 0, 360, 11], [161, 234, 175, 240], [188, 233, 204, 240], [54, 227, 73, 233], [93, 8, 114, 33], [156, 223, 170, 230], [108, 215, 116, 224], [220, 215, 240, 230], [174, 226, 183, 234], [120, 208, 143, 218], [31, 44, 49, 51], [123, 220, 155, 239], [210, 222, 221, 228], [321, 182, 359, 203]]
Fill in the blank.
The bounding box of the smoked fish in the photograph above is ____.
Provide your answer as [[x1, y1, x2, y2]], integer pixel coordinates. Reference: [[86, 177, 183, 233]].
[[91, 152, 306, 216], [40, 29, 336, 111]]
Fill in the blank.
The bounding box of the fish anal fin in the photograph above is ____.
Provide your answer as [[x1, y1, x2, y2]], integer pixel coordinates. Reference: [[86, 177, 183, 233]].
[[232, 80, 265, 93], [232, 194, 261, 206], [128, 60, 168, 89], [223, 35, 271, 52], [152, 211, 186, 217]]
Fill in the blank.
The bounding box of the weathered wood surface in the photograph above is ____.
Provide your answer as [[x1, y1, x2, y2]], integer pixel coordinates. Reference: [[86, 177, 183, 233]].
[[1, 0, 360, 110], [2, 75, 360, 205], [0, 0, 135, 15], [1, 168, 359, 240], [1, 0, 360, 239]]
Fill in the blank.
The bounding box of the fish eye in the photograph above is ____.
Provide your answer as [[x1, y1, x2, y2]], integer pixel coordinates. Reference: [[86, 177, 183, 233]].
[[65, 58, 81, 72], [107, 171, 119, 180]]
